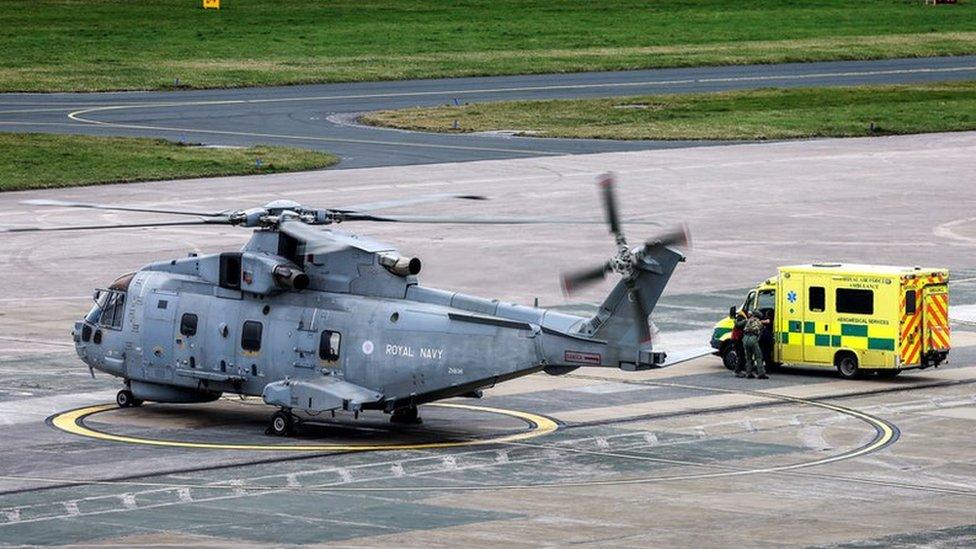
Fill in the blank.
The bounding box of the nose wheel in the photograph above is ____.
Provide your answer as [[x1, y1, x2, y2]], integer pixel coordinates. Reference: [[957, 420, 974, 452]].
[[116, 389, 143, 408], [268, 409, 296, 437]]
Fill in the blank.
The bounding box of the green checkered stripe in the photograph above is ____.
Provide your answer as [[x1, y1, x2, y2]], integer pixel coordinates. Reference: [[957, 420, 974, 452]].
[[712, 327, 732, 341], [781, 321, 894, 351]]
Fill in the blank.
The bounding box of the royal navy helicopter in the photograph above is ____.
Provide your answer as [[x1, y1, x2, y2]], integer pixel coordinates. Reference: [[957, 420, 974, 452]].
[[12, 174, 688, 436]]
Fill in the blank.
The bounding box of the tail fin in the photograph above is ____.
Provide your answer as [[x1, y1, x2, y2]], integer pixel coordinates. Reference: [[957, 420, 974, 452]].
[[579, 244, 685, 368]]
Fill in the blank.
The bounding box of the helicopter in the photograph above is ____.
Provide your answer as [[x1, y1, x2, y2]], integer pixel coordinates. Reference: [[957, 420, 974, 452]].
[[9, 174, 689, 436]]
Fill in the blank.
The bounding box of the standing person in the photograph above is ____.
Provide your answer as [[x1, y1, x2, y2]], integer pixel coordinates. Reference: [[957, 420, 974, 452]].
[[731, 311, 747, 378], [743, 310, 768, 379], [759, 310, 775, 373]]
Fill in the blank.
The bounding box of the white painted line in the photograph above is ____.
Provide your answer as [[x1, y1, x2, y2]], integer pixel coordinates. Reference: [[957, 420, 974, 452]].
[[58, 63, 976, 156]]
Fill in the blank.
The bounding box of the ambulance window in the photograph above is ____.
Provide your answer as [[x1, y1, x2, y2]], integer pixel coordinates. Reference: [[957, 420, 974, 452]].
[[905, 290, 917, 314], [180, 313, 198, 336], [836, 288, 873, 315], [319, 330, 341, 361], [241, 321, 262, 352], [758, 290, 775, 311], [809, 287, 825, 312], [743, 291, 756, 313]]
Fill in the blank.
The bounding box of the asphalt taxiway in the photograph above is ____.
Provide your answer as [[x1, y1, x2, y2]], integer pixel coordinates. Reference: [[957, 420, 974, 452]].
[[2, 55, 976, 168], [2, 132, 976, 546]]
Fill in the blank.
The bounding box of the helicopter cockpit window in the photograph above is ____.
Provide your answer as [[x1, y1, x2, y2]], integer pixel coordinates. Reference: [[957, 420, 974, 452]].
[[241, 320, 263, 352], [85, 290, 109, 324], [94, 290, 125, 330], [319, 330, 341, 361]]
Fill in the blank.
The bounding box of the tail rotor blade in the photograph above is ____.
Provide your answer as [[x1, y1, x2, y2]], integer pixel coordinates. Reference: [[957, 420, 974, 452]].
[[599, 173, 623, 240], [561, 262, 612, 295], [644, 222, 691, 250]]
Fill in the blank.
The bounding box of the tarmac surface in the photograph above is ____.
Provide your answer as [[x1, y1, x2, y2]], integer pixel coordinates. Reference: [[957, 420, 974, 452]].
[[2, 55, 976, 168], [1, 132, 976, 546]]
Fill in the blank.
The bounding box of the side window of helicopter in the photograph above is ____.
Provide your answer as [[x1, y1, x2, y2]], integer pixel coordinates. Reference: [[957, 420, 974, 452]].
[[180, 313, 198, 337], [98, 291, 125, 330], [241, 320, 263, 352], [319, 330, 341, 362]]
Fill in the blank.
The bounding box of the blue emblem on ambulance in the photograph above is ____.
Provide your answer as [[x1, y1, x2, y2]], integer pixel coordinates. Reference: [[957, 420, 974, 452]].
[[787, 290, 797, 304]]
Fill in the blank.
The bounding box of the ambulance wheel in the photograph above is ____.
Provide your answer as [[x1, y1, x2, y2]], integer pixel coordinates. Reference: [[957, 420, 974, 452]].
[[836, 354, 860, 379], [269, 410, 295, 437], [116, 389, 136, 408], [876, 370, 900, 379], [721, 344, 740, 371]]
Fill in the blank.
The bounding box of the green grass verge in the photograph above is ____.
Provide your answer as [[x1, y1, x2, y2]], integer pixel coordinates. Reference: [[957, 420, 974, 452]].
[[359, 81, 976, 140], [3, 1, 976, 92], [0, 134, 338, 192]]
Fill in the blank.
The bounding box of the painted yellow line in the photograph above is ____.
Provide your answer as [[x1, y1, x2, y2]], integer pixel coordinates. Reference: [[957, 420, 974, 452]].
[[50, 402, 558, 452], [31, 384, 905, 495]]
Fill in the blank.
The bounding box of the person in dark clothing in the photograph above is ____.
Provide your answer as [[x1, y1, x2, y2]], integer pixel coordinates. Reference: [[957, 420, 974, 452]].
[[759, 310, 775, 372], [732, 311, 747, 378], [743, 310, 767, 379]]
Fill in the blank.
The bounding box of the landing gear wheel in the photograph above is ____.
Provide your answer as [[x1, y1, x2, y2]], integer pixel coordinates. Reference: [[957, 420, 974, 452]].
[[390, 406, 422, 425], [876, 370, 901, 379], [269, 410, 295, 437], [116, 389, 136, 408], [721, 345, 740, 371], [837, 355, 860, 380]]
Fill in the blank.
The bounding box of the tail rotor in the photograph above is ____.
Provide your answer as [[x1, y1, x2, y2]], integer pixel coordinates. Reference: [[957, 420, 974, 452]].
[[561, 173, 690, 345]]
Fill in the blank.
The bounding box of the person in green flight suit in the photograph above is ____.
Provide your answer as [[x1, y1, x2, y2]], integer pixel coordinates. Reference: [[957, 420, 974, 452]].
[[743, 310, 768, 380]]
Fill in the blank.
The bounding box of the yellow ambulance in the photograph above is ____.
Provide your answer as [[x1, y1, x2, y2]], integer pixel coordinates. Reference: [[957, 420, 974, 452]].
[[709, 264, 950, 378]]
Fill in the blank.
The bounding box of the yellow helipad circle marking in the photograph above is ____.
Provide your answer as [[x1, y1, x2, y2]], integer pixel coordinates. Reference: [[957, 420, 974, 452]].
[[50, 402, 558, 452]]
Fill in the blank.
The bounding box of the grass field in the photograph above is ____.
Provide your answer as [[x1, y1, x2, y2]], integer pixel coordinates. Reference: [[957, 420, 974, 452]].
[[3, 0, 976, 92], [359, 81, 976, 141], [0, 134, 338, 191]]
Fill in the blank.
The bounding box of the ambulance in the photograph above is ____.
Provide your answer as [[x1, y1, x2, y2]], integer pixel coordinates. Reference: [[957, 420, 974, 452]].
[[709, 264, 950, 378]]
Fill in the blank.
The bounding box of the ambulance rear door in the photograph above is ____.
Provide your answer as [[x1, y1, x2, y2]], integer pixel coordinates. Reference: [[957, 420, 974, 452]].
[[922, 283, 950, 355]]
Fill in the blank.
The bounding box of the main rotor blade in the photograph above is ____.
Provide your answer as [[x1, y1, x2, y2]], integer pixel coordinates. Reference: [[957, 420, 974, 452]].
[[22, 199, 228, 218], [561, 261, 612, 295], [336, 213, 660, 225], [333, 193, 487, 213], [644, 223, 691, 250], [599, 173, 623, 240], [626, 279, 652, 344], [0, 220, 225, 233]]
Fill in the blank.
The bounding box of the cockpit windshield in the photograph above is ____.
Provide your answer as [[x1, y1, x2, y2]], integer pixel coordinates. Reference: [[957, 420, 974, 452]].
[[85, 273, 134, 329], [86, 289, 126, 329]]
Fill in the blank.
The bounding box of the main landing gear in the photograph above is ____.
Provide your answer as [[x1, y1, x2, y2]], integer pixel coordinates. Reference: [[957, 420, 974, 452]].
[[116, 388, 143, 408], [390, 406, 422, 425], [268, 409, 296, 437]]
